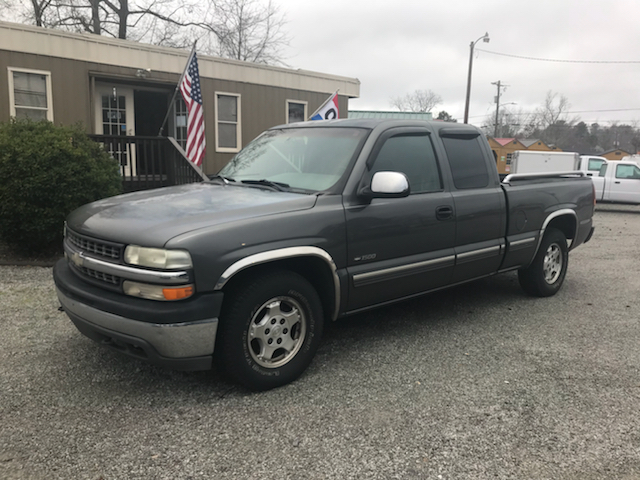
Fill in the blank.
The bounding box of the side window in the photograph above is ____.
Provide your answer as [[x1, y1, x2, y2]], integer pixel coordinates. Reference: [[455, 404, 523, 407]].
[[441, 135, 489, 189], [588, 158, 605, 171], [616, 164, 640, 179], [8, 68, 53, 121], [215, 92, 241, 153], [369, 134, 442, 194], [598, 164, 607, 177]]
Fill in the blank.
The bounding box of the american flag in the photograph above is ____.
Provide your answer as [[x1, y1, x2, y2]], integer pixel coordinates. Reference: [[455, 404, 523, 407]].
[[179, 51, 206, 167]]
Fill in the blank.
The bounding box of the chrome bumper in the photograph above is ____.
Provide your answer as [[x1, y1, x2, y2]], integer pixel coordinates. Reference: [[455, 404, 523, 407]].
[[56, 287, 218, 360]]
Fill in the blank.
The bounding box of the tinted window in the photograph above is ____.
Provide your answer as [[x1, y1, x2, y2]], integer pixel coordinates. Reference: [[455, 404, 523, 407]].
[[370, 134, 442, 194], [441, 136, 489, 189]]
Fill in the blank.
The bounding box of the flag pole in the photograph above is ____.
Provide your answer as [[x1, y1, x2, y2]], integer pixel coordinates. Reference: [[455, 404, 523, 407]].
[[158, 42, 197, 137]]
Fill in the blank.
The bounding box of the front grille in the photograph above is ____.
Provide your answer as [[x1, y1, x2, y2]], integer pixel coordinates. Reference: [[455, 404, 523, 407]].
[[78, 265, 121, 285], [66, 229, 122, 261], [66, 228, 125, 290]]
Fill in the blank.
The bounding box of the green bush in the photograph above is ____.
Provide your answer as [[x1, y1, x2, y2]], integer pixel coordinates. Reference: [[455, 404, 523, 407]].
[[0, 119, 122, 254]]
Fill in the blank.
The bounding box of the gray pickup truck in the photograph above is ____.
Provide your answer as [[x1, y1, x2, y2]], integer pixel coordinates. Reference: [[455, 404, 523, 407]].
[[54, 119, 595, 390]]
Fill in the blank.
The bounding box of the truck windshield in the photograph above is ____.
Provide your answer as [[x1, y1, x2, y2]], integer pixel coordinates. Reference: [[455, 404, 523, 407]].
[[218, 127, 367, 193]]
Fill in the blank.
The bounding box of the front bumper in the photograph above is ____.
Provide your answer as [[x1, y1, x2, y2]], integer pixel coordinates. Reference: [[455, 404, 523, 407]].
[[54, 259, 223, 371], [584, 225, 595, 244]]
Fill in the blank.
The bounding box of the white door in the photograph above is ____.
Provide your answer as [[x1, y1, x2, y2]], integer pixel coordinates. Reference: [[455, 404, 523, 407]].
[[94, 84, 136, 176], [606, 163, 640, 203]]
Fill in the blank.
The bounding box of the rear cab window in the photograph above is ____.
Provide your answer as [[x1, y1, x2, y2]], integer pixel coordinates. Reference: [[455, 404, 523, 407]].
[[440, 134, 489, 189]]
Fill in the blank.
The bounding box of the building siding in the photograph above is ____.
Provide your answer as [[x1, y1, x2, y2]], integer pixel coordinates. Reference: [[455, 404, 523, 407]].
[[1, 21, 359, 175]]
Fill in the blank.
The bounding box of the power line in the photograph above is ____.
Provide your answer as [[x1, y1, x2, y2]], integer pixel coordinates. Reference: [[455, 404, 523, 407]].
[[470, 108, 640, 119], [476, 49, 640, 64], [566, 108, 640, 114]]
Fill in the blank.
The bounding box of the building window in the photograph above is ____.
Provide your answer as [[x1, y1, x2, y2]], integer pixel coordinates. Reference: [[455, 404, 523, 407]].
[[287, 100, 307, 123], [174, 97, 188, 150], [215, 92, 241, 153], [8, 68, 53, 121], [101, 93, 127, 136]]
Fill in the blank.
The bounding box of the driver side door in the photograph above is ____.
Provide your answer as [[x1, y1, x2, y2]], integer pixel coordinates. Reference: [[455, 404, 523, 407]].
[[343, 128, 456, 312]]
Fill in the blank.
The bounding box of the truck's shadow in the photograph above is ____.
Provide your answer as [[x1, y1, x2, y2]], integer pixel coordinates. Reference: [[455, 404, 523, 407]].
[[322, 272, 523, 347], [58, 272, 526, 398]]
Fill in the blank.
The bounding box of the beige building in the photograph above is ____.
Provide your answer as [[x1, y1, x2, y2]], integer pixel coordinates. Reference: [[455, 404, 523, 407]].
[[599, 148, 633, 161], [0, 21, 360, 183]]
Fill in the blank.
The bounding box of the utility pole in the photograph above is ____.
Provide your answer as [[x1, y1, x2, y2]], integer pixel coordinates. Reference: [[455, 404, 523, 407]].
[[463, 32, 490, 124], [492, 80, 508, 137]]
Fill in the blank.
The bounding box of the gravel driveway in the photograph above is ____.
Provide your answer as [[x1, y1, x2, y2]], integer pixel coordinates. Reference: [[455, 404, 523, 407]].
[[1, 204, 639, 480]]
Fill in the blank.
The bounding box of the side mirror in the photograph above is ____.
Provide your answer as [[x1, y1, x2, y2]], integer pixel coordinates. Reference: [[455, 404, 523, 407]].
[[359, 171, 410, 198]]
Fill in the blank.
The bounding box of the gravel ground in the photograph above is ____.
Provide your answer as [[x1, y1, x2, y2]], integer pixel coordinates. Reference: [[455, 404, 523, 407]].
[[1, 204, 640, 480]]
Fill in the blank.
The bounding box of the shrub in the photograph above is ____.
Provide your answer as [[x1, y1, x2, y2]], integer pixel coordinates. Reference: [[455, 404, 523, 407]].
[[0, 119, 122, 254]]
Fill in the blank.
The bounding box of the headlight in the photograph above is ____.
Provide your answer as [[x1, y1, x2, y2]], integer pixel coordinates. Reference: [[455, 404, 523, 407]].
[[124, 245, 192, 270]]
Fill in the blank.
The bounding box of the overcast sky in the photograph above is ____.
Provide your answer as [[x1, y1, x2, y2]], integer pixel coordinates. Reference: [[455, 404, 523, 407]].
[[277, 0, 639, 128]]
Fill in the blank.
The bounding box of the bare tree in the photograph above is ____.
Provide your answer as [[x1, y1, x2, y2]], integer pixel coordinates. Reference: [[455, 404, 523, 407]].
[[529, 91, 579, 147], [390, 89, 442, 113], [482, 107, 524, 138], [531, 91, 578, 130], [29, 0, 54, 26], [1, 0, 289, 64], [201, 0, 289, 64]]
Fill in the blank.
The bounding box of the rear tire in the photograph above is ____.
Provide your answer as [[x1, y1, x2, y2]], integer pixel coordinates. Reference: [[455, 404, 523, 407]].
[[215, 270, 324, 391], [518, 228, 568, 297]]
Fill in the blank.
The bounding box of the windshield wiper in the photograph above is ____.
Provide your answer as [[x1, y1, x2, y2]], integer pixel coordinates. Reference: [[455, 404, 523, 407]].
[[241, 179, 290, 191], [207, 174, 235, 184]]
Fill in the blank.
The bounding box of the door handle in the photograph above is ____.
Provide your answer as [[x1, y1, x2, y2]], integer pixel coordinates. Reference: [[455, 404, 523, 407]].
[[436, 205, 454, 220], [615, 181, 621, 184]]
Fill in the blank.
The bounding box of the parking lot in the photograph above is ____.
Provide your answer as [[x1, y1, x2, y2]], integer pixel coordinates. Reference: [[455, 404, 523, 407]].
[[1, 204, 639, 480]]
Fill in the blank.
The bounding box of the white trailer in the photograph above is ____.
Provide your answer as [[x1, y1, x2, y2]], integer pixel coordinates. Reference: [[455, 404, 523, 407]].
[[510, 151, 580, 174]]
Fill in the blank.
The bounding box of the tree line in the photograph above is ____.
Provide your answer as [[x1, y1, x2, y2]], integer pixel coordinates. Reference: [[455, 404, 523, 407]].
[[481, 91, 640, 155], [392, 90, 639, 155]]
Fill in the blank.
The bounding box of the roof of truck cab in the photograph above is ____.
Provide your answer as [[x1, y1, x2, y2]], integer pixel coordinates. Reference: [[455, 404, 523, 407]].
[[348, 110, 433, 120], [273, 118, 483, 134]]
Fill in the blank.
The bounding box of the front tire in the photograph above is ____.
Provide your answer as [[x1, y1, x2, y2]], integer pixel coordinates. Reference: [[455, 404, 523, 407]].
[[518, 228, 568, 297], [215, 270, 324, 391]]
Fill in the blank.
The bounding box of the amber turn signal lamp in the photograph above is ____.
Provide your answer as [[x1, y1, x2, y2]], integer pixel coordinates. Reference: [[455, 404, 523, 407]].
[[162, 286, 194, 301]]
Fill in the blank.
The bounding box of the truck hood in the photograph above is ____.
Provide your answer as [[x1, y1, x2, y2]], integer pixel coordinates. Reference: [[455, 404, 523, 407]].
[[66, 183, 318, 247]]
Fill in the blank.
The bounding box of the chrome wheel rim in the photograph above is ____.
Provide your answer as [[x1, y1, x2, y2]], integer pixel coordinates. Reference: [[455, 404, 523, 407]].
[[543, 243, 563, 284], [247, 296, 307, 368]]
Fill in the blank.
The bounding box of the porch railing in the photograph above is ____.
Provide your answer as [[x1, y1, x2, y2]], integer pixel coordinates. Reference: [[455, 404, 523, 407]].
[[90, 135, 207, 192]]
